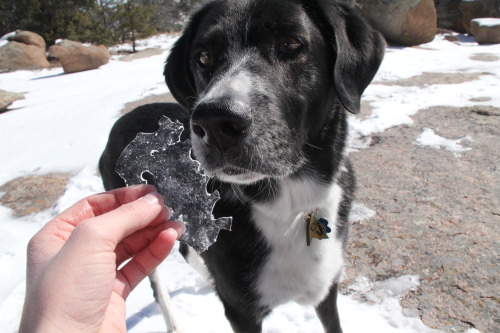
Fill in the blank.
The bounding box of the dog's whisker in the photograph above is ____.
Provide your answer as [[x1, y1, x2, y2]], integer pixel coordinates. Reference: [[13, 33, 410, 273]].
[[304, 142, 324, 151]]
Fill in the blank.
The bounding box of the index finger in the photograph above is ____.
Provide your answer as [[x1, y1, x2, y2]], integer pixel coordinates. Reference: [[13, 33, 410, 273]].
[[55, 185, 158, 228], [71, 191, 169, 248]]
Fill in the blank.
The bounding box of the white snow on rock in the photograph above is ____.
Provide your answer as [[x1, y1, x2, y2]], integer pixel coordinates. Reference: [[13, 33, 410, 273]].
[[349, 201, 377, 223], [414, 128, 473, 157], [472, 18, 500, 28]]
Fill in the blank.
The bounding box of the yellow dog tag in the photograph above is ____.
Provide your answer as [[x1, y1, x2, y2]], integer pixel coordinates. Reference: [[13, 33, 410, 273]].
[[305, 213, 331, 246]]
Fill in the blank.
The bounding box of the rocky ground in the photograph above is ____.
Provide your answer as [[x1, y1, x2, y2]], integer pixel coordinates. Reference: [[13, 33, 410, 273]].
[[0, 48, 498, 332], [0, 173, 71, 216], [341, 75, 499, 332]]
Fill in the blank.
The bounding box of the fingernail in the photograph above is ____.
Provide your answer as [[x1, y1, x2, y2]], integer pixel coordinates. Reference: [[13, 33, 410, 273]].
[[140, 192, 160, 205], [164, 206, 172, 220], [168, 220, 186, 238], [167, 228, 179, 240]]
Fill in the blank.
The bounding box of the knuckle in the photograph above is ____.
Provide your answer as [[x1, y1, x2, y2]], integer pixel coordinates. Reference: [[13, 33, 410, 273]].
[[74, 218, 106, 239], [26, 234, 41, 255], [119, 200, 150, 217]]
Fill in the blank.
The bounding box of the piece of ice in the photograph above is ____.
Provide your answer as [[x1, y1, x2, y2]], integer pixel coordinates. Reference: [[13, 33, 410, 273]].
[[116, 116, 232, 253]]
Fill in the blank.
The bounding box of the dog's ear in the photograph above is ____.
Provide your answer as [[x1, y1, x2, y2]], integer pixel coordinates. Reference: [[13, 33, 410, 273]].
[[303, 2, 385, 113], [164, 4, 214, 111]]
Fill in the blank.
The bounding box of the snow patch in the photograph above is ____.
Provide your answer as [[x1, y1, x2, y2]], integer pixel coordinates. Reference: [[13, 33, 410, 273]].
[[54, 166, 105, 214], [109, 34, 178, 56], [342, 276, 444, 333], [349, 275, 419, 302], [0, 31, 16, 47], [414, 128, 473, 157], [349, 202, 376, 223], [472, 18, 500, 28], [0, 31, 16, 40]]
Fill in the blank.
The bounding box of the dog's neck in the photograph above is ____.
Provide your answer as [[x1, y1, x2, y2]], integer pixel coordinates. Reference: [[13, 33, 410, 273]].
[[252, 177, 333, 219], [220, 175, 331, 223]]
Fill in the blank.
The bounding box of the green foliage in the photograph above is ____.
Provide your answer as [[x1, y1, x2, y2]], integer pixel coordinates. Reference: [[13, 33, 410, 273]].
[[0, 0, 41, 36], [116, 0, 157, 52], [144, 0, 205, 32], [0, 0, 198, 50]]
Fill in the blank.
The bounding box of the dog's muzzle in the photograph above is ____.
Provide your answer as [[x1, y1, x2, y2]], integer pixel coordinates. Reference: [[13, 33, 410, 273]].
[[191, 100, 252, 153], [190, 98, 267, 184]]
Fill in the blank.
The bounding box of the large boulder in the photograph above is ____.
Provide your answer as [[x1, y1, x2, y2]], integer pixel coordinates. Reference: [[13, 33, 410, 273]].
[[435, 0, 467, 32], [459, 0, 500, 33], [0, 31, 50, 72], [470, 18, 500, 44], [356, 0, 437, 46], [435, 0, 500, 33], [48, 40, 110, 74], [7, 30, 46, 49]]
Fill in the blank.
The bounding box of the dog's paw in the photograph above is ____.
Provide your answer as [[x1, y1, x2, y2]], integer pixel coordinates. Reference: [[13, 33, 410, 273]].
[[116, 116, 232, 253]]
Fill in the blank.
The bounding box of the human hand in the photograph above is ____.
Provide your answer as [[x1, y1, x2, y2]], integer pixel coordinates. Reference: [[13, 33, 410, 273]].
[[19, 185, 184, 333]]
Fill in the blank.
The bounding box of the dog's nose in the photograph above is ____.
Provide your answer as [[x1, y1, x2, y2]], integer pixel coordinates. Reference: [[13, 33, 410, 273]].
[[191, 101, 252, 151]]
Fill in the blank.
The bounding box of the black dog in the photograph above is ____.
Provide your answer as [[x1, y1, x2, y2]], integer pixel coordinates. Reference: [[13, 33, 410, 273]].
[[100, 1, 384, 332]]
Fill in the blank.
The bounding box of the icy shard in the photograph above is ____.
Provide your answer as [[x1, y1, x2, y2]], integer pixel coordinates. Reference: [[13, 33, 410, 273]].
[[116, 116, 232, 253]]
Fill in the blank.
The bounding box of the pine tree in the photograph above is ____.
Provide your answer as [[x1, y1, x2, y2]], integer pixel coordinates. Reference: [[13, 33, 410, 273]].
[[0, 0, 41, 36], [0, 0, 198, 47], [32, 0, 97, 43], [116, 0, 156, 52]]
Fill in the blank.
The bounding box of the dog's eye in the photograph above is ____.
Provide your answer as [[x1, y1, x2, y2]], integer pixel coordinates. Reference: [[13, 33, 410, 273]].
[[279, 37, 303, 54], [198, 50, 214, 67]]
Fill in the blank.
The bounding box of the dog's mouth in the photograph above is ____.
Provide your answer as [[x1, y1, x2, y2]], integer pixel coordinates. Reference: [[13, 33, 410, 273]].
[[189, 119, 305, 185], [206, 165, 267, 185], [192, 140, 304, 185]]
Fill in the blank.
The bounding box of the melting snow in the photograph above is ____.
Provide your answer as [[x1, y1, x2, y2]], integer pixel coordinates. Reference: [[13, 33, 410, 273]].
[[414, 128, 473, 157]]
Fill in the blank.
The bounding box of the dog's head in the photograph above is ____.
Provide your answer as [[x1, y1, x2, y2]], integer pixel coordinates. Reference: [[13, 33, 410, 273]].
[[165, 0, 384, 185]]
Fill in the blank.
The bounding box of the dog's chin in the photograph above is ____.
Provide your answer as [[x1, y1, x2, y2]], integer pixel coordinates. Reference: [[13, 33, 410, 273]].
[[206, 166, 268, 185]]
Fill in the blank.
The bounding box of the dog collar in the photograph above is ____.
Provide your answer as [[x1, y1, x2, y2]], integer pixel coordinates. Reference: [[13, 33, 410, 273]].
[[305, 210, 332, 246]]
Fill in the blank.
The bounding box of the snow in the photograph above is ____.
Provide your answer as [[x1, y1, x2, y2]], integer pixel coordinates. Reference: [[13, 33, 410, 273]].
[[471, 18, 500, 28], [349, 202, 376, 223], [1, 33, 499, 332], [414, 128, 473, 157], [0, 31, 17, 48], [109, 34, 179, 59], [350, 36, 500, 140]]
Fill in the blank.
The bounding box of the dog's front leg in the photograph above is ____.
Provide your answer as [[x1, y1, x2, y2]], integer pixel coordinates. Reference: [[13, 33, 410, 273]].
[[315, 282, 343, 333], [217, 294, 270, 333], [223, 304, 264, 333]]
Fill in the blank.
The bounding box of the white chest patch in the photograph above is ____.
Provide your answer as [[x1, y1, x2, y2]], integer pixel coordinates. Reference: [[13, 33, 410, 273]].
[[252, 179, 345, 308]]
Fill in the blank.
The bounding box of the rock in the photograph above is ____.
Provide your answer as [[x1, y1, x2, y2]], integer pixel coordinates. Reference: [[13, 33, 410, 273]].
[[356, 0, 437, 46], [0, 31, 50, 72], [459, 0, 500, 33], [0, 173, 71, 216], [0, 90, 25, 112], [435, 0, 467, 32], [48, 40, 110, 74], [7, 30, 46, 49], [470, 18, 500, 44]]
